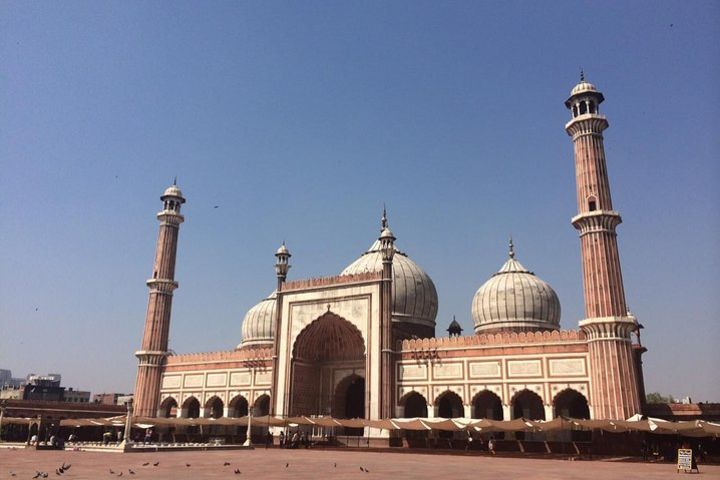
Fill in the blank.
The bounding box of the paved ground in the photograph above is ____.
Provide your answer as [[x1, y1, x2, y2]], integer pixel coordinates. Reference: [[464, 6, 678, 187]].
[[0, 448, 717, 479]]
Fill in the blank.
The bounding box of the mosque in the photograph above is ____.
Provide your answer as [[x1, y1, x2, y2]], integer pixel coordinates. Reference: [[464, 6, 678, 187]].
[[132, 77, 647, 436]]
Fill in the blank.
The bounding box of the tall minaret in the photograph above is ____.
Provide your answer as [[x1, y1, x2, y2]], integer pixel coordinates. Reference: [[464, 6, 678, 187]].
[[565, 75, 642, 419], [133, 181, 185, 418], [378, 208, 396, 420]]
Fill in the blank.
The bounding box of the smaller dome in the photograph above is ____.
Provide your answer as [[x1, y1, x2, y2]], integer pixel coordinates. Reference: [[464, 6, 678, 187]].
[[161, 184, 184, 200], [570, 80, 599, 96], [238, 291, 276, 349], [472, 242, 560, 333], [276, 243, 290, 256]]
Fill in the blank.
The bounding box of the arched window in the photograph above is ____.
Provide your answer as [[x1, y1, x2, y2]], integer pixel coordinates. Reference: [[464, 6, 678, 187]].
[[588, 196, 597, 212], [181, 397, 200, 419], [579, 101, 587, 115]]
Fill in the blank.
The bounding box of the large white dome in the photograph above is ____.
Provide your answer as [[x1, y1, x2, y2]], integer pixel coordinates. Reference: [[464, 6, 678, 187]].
[[341, 238, 438, 331], [238, 291, 276, 349], [472, 245, 560, 333]]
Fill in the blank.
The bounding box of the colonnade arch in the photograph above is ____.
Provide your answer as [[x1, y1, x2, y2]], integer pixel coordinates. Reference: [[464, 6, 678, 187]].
[[472, 390, 503, 420], [159, 396, 178, 418], [553, 389, 590, 419], [181, 396, 200, 419], [204, 396, 224, 419], [511, 389, 545, 420]]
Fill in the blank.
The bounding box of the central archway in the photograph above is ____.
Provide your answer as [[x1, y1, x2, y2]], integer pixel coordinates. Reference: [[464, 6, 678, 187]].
[[290, 311, 366, 418]]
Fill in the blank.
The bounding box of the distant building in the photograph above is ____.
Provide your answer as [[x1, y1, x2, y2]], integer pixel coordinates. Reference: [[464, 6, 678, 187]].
[[0, 369, 24, 388], [23, 376, 63, 402], [116, 394, 133, 406], [93, 393, 130, 405], [0, 386, 23, 400], [64, 388, 91, 403]]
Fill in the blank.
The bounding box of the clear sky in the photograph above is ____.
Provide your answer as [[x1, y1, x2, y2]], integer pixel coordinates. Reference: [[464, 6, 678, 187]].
[[1, 1, 718, 402]]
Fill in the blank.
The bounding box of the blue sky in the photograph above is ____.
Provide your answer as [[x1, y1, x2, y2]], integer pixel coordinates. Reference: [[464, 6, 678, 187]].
[[1, 1, 718, 401]]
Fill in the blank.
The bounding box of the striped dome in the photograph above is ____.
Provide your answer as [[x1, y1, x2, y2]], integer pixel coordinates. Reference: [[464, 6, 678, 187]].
[[238, 291, 276, 349], [341, 238, 438, 329], [472, 245, 560, 333]]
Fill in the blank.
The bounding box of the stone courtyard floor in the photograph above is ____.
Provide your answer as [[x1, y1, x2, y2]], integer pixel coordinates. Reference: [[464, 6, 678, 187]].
[[1, 448, 717, 479]]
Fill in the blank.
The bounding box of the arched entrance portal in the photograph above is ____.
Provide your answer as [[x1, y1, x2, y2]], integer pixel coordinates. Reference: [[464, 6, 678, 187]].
[[290, 312, 366, 420], [400, 392, 429, 441]]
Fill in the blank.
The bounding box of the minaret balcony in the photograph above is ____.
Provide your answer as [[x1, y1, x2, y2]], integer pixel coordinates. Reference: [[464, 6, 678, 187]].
[[565, 114, 609, 137], [571, 210, 622, 235]]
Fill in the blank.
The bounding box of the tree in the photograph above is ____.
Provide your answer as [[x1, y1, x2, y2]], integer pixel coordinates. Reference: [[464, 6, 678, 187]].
[[645, 392, 676, 404]]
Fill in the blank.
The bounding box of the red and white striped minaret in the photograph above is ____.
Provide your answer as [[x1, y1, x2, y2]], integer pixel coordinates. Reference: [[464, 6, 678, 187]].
[[133, 181, 185, 418], [565, 75, 642, 420]]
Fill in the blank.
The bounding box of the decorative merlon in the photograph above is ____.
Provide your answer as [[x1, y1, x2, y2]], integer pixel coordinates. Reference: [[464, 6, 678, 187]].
[[282, 271, 382, 291]]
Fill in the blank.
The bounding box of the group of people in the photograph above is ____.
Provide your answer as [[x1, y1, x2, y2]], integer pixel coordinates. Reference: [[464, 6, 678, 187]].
[[464, 433, 496, 454], [278, 430, 312, 449]]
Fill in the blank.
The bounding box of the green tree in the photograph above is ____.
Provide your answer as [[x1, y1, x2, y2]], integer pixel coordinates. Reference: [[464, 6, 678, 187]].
[[645, 392, 676, 404]]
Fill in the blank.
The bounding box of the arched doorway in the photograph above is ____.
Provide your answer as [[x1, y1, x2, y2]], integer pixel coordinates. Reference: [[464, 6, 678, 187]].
[[205, 396, 224, 419], [436, 391, 463, 440], [182, 397, 200, 419], [553, 389, 591, 441], [290, 312, 366, 419], [472, 390, 503, 420], [334, 375, 366, 436], [553, 389, 589, 419], [228, 395, 249, 418], [436, 391, 463, 418], [159, 397, 178, 418], [228, 395, 249, 442], [400, 392, 428, 441], [512, 390, 545, 420], [512, 390, 545, 441]]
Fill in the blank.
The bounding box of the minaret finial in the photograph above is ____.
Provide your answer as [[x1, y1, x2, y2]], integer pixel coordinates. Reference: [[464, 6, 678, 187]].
[[173, 176, 177, 186], [381, 204, 388, 230], [508, 235, 515, 259], [580, 68, 585, 82]]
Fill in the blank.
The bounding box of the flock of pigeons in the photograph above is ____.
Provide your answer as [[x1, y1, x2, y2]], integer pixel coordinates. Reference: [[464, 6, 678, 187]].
[[7, 460, 373, 477]]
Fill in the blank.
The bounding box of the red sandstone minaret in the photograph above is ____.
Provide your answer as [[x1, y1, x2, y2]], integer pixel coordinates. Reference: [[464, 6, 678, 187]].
[[133, 181, 185, 418], [565, 74, 642, 419]]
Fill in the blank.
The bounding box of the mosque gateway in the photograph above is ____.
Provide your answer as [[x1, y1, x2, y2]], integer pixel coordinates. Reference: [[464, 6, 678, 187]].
[[133, 78, 646, 437]]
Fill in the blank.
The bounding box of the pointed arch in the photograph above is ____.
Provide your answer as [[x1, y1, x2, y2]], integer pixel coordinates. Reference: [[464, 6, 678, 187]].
[[399, 391, 428, 418], [204, 395, 224, 418], [253, 394, 271, 416], [553, 388, 590, 419], [228, 395, 249, 418], [434, 390, 464, 418], [158, 396, 178, 418], [511, 389, 545, 420], [471, 390, 503, 420], [181, 396, 200, 419]]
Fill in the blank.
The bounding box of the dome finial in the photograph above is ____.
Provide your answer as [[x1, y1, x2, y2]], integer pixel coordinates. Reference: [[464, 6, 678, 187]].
[[381, 204, 388, 230], [508, 236, 515, 259], [580, 68, 585, 82], [173, 175, 177, 186]]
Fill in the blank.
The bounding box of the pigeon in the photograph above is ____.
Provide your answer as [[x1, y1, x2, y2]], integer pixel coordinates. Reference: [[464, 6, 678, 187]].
[[214, 206, 219, 209], [32, 473, 41, 479], [10, 472, 16, 477], [129, 469, 135, 474], [109, 470, 116, 475], [186, 464, 191, 467], [42, 474, 49, 479], [142, 462, 149, 466], [153, 461, 160, 467], [285, 463, 289, 468], [360, 467, 364, 472], [234, 469, 241, 474], [117, 473, 123, 477], [334, 463, 337, 468], [224, 462, 231, 466], [365, 468, 370, 473]]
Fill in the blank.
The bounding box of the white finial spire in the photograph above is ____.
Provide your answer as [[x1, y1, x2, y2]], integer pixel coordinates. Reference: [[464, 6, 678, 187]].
[[509, 236, 515, 259]]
